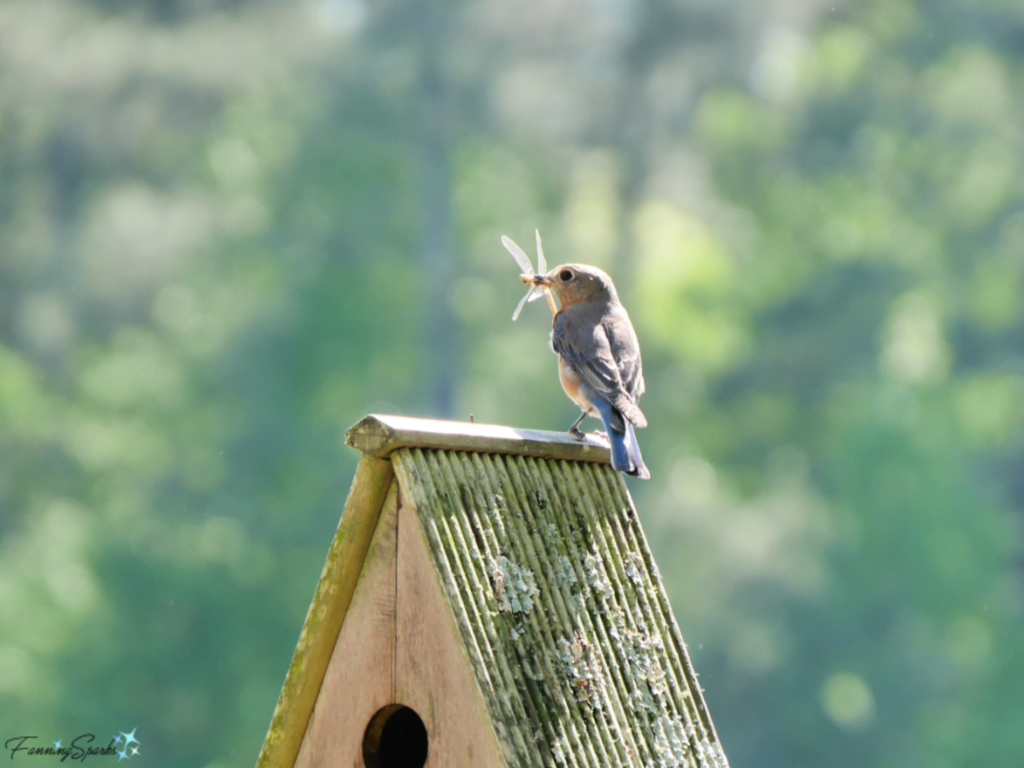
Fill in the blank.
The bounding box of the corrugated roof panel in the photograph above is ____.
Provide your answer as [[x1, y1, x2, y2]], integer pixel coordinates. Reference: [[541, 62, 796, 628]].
[[392, 448, 729, 768]]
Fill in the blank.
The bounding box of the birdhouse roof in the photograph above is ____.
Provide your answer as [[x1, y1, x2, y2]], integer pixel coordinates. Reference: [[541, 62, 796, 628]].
[[256, 414, 728, 768]]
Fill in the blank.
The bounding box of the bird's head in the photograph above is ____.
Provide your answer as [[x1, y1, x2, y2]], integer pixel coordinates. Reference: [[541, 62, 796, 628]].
[[523, 264, 618, 307]]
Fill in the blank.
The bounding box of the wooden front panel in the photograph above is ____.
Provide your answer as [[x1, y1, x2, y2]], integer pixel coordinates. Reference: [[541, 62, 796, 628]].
[[294, 484, 398, 768], [395, 489, 508, 768]]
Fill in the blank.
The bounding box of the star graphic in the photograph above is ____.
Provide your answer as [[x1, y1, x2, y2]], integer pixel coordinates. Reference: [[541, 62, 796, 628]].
[[130, 746, 140, 757], [117, 749, 128, 762], [54, 740, 62, 750], [120, 729, 139, 748], [113, 735, 122, 745]]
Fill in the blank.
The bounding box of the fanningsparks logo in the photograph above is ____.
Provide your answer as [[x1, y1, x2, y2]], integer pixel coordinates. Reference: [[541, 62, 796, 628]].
[[5, 729, 141, 762]]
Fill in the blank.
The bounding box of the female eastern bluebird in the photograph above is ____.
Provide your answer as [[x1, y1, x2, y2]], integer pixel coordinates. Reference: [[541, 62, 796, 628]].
[[528, 264, 650, 479]]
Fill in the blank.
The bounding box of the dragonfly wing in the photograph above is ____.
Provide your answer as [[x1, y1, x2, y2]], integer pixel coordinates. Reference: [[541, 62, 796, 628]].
[[512, 288, 535, 321], [502, 235, 534, 275], [535, 229, 547, 274]]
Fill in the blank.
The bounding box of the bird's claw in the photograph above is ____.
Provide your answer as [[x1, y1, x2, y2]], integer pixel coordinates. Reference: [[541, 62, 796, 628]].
[[568, 426, 586, 440]]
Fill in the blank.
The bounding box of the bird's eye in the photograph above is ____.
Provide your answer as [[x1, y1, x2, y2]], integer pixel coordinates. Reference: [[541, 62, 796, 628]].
[[560, 270, 573, 282]]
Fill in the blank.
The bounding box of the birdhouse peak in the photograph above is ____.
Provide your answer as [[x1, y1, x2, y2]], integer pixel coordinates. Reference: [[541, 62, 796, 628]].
[[257, 415, 729, 768], [345, 413, 613, 465]]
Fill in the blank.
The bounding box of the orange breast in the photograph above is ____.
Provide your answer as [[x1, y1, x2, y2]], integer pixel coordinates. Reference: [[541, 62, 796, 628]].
[[558, 356, 597, 416]]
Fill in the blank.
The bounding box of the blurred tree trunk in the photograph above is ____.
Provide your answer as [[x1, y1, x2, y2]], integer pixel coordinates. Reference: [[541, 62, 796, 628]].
[[414, 0, 461, 417]]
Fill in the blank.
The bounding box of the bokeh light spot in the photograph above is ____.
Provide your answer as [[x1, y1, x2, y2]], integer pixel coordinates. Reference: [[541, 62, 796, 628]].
[[821, 672, 875, 730]]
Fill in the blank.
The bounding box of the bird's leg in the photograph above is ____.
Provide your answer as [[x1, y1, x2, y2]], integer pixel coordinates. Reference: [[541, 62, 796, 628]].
[[567, 412, 588, 440]]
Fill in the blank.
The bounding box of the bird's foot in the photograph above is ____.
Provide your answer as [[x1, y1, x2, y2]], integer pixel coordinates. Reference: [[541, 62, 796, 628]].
[[568, 426, 587, 440]]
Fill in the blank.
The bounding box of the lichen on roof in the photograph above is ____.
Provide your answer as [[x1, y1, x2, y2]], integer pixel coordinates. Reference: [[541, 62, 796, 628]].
[[490, 555, 539, 615], [392, 447, 728, 768]]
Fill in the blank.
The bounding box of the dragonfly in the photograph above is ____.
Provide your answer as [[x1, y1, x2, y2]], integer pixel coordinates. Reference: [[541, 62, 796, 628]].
[[502, 229, 559, 320]]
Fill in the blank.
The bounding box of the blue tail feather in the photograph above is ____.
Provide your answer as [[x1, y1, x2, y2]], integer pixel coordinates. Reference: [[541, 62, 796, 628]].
[[592, 397, 649, 479], [625, 423, 650, 480]]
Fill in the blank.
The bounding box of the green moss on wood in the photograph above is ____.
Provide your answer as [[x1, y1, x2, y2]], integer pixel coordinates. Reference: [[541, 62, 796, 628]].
[[391, 449, 729, 768]]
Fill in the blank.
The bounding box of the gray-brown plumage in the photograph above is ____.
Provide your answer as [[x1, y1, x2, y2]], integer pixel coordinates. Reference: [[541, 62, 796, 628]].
[[529, 263, 649, 479]]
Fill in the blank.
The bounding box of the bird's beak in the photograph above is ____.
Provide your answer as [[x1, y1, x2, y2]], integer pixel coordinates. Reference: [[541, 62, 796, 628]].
[[531, 274, 555, 288]]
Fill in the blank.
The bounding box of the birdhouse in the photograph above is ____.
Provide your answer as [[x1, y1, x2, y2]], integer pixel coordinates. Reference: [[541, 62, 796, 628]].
[[255, 414, 730, 768]]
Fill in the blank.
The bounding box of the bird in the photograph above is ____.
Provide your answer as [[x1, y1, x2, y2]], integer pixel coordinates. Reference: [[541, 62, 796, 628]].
[[526, 263, 650, 479]]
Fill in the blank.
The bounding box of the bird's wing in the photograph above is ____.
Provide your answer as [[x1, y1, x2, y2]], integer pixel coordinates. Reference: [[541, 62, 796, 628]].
[[603, 305, 646, 404], [553, 308, 647, 428]]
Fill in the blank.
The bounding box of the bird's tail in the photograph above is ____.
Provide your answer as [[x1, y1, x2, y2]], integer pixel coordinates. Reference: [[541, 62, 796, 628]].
[[625, 422, 650, 480], [595, 399, 650, 480]]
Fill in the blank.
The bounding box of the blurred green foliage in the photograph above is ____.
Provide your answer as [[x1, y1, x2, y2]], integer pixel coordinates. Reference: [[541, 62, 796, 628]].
[[2, 0, 1024, 766]]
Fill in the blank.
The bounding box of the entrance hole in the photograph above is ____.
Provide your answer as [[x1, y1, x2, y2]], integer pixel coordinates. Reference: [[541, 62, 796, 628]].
[[362, 704, 429, 768]]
